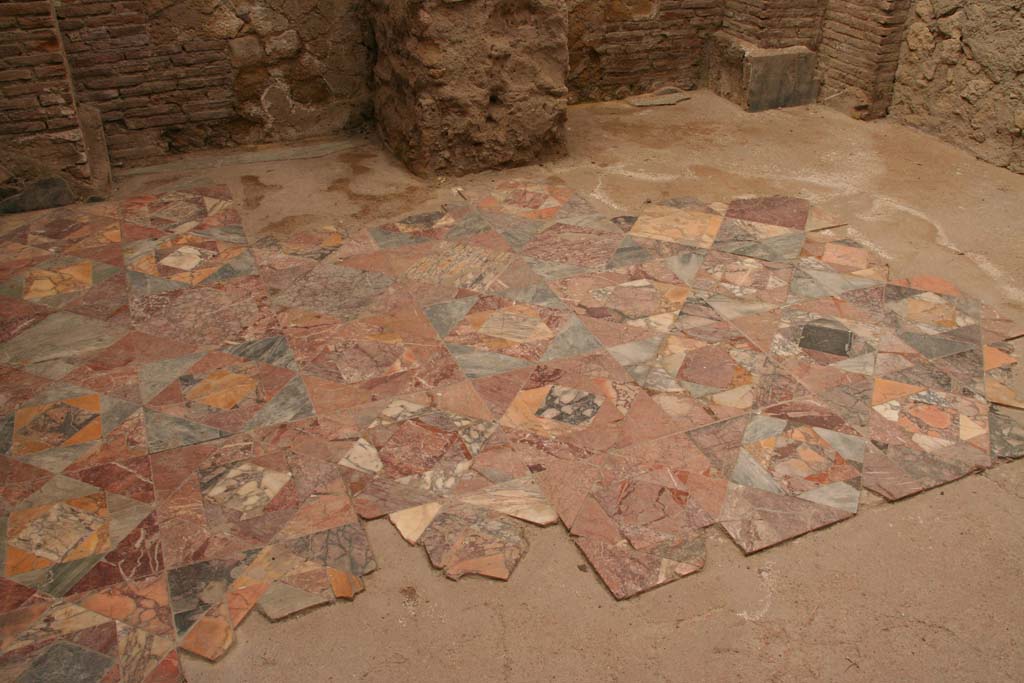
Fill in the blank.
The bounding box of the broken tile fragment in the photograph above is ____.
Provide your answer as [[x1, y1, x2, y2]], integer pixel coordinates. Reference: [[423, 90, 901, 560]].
[[456, 478, 557, 525], [718, 483, 853, 554], [389, 502, 444, 544], [989, 406, 1024, 461], [256, 582, 330, 622], [419, 504, 528, 581], [574, 535, 703, 599]]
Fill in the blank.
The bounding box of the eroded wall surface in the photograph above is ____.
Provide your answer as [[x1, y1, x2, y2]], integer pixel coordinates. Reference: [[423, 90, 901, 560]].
[[55, 0, 373, 167], [372, 0, 568, 176], [5, 0, 1022, 183], [890, 0, 1023, 174]]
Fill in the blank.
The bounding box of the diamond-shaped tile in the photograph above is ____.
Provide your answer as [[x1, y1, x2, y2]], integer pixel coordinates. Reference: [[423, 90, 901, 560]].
[[7, 498, 107, 567], [125, 233, 254, 289], [694, 250, 794, 304], [550, 271, 691, 346], [441, 294, 598, 377], [520, 222, 624, 270], [630, 200, 724, 249], [271, 262, 394, 323]]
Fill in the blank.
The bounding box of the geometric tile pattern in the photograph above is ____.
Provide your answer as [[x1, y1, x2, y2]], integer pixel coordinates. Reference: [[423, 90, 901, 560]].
[[0, 181, 1020, 678]]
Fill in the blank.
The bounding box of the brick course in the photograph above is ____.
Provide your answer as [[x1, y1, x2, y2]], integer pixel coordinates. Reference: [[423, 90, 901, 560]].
[[569, 0, 723, 101], [817, 0, 913, 118], [54, 0, 236, 165], [0, 0, 88, 181], [723, 0, 824, 48]]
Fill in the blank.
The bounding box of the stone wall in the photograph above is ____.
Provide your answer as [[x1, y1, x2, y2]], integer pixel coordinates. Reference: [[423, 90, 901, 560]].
[[568, 0, 722, 101], [55, 0, 373, 167], [0, 0, 89, 186], [890, 0, 1023, 174]]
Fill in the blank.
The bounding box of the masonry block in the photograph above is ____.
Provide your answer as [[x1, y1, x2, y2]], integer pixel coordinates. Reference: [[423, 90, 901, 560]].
[[704, 31, 818, 112], [369, 0, 569, 177]]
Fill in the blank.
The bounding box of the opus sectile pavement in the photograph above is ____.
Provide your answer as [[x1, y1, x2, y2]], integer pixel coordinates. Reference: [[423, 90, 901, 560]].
[[0, 182, 1023, 680]]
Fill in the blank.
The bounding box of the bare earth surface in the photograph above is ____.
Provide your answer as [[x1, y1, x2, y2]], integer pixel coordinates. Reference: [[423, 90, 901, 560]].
[[113, 93, 1024, 682]]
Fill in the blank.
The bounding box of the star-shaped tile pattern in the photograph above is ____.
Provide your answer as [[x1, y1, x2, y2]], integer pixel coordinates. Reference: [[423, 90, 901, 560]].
[[730, 400, 865, 514], [770, 307, 882, 393], [549, 270, 691, 346], [863, 380, 991, 500], [436, 293, 599, 378], [143, 349, 313, 441], [124, 232, 255, 290]]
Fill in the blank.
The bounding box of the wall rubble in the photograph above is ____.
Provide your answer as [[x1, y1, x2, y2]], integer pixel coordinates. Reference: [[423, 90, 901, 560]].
[[890, 0, 1023, 174], [370, 0, 569, 177]]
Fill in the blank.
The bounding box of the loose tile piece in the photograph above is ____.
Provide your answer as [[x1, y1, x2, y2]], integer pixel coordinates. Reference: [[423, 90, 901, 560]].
[[419, 503, 528, 580], [718, 483, 853, 554]]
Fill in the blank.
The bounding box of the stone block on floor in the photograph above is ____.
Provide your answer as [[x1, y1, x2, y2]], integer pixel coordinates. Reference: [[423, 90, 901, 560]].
[[704, 31, 819, 113]]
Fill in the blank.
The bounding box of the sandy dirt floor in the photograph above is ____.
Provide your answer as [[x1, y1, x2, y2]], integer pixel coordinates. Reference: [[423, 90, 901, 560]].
[[114, 92, 1024, 682]]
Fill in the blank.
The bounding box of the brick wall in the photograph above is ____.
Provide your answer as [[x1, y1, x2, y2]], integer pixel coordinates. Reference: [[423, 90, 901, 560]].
[[760, 0, 824, 48], [817, 0, 913, 118], [7, 0, 989, 180], [722, 0, 823, 48], [54, 0, 372, 168], [568, 0, 723, 101], [55, 0, 235, 166], [0, 0, 88, 182], [568, 0, 825, 105], [721, 0, 762, 43]]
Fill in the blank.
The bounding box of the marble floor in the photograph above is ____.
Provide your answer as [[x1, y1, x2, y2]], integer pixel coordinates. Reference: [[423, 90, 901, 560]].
[[0, 180, 1022, 682]]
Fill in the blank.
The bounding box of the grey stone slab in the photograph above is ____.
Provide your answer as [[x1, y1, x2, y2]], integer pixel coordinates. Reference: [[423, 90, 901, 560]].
[[539, 316, 603, 362], [17, 641, 113, 682], [0, 312, 124, 367], [256, 582, 330, 622], [245, 376, 315, 429], [446, 344, 531, 379], [425, 297, 478, 338], [144, 409, 227, 454]]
